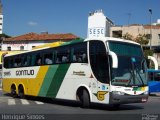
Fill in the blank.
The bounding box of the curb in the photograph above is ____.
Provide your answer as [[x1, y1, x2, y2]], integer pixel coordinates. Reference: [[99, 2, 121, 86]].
[[149, 93, 160, 97]]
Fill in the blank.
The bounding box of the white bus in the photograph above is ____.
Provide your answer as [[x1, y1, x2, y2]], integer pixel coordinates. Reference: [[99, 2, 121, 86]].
[[2, 37, 148, 108]]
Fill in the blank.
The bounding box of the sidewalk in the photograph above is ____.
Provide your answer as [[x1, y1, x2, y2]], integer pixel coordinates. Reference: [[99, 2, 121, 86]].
[[149, 92, 160, 97]]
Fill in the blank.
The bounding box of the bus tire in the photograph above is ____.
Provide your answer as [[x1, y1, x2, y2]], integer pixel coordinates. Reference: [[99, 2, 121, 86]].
[[82, 89, 90, 108], [11, 85, 17, 98], [18, 85, 25, 99]]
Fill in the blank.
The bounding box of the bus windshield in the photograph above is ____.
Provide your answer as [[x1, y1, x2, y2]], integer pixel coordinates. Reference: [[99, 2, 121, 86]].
[[108, 41, 148, 87]]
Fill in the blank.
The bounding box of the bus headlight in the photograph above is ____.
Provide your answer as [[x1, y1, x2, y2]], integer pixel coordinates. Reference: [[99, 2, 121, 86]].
[[112, 91, 125, 95]]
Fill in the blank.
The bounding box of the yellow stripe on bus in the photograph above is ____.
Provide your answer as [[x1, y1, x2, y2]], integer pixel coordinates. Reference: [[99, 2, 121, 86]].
[[2, 66, 49, 96], [30, 66, 49, 96]]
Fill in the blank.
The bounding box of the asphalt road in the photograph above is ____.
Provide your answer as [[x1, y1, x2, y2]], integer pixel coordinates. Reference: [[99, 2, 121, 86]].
[[0, 89, 160, 120]]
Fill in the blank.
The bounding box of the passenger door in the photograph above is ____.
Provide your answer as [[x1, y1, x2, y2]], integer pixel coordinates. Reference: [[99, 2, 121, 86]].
[[89, 40, 110, 103]]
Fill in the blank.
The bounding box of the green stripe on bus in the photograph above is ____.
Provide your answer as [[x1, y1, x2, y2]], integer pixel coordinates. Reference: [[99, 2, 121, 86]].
[[46, 64, 70, 98], [133, 87, 142, 91], [38, 65, 59, 96]]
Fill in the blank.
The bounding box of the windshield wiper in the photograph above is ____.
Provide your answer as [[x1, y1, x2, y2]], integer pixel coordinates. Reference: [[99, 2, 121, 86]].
[[133, 63, 145, 86], [131, 57, 145, 86]]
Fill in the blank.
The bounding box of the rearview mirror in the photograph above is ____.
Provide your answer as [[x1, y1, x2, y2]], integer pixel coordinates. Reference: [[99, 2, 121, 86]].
[[109, 51, 118, 68]]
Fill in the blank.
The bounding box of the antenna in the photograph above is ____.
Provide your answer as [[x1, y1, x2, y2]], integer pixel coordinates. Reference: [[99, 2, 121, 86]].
[[128, 13, 131, 26]]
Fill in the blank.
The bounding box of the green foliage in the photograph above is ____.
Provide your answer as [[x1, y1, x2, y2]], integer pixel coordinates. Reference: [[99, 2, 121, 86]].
[[143, 49, 154, 58], [135, 34, 149, 45], [122, 33, 151, 57], [122, 32, 134, 41]]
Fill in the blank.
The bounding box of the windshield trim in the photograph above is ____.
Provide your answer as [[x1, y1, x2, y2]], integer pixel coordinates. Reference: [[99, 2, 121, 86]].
[[108, 41, 143, 57]]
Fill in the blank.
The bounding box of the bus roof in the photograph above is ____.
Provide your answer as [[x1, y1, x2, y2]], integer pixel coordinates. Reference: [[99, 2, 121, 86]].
[[4, 37, 139, 57], [32, 41, 65, 50], [4, 38, 85, 57], [85, 37, 140, 45]]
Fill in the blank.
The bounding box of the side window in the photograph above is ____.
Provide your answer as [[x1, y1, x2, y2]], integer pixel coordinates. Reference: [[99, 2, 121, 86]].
[[4, 57, 9, 68], [7, 46, 11, 51], [89, 41, 110, 84], [22, 54, 30, 67], [14, 56, 22, 67], [35, 53, 43, 66], [20, 46, 24, 50], [55, 47, 70, 64], [71, 43, 88, 63], [44, 52, 53, 65], [9, 57, 14, 68]]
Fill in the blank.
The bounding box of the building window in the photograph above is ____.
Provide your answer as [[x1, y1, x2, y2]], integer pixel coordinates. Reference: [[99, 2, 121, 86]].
[[7, 46, 11, 51], [112, 30, 122, 38], [146, 34, 152, 39], [158, 34, 160, 39], [20, 46, 24, 50]]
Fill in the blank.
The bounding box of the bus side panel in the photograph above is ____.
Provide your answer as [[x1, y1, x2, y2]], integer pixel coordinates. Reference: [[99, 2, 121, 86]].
[[2, 78, 28, 94], [27, 66, 49, 96], [38, 65, 59, 97], [56, 63, 91, 100], [53, 63, 110, 104], [38, 64, 71, 98], [149, 81, 160, 93], [2, 66, 49, 96]]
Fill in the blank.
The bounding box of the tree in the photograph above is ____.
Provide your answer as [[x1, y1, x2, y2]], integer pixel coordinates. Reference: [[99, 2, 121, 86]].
[[122, 32, 134, 41], [135, 34, 153, 57], [135, 34, 149, 45], [122, 33, 153, 59]]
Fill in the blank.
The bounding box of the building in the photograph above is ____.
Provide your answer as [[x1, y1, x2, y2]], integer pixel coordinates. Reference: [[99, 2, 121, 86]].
[[110, 23, 160, 47], [87, 10, 114, 38], [2, 32, 80, 51], [0, 0, 3, 34], [110, 21, 160, 65]]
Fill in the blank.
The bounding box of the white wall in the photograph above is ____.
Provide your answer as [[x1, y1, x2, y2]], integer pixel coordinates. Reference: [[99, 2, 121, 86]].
[[88, 10, 107, 38], [2, 41, 45, 51]]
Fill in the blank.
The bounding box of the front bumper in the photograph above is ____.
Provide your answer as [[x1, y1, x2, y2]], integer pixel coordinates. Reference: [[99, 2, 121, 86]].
[[110, 93, 148, 104]]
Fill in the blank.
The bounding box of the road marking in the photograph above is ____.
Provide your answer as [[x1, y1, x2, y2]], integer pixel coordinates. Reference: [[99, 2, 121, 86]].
[[8, 99, 16, 105], [35, 101, 44, 105], [21, 99, 29, 105], [4, 98, 45, 105]]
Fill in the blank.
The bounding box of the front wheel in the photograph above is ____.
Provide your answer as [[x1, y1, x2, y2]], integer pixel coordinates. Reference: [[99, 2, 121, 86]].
[[81, 89, 90, 108]]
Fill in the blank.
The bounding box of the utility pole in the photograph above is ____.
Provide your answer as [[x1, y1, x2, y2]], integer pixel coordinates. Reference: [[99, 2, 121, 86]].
[[128, 13, 131, 26], [149, 8, 152, 50]]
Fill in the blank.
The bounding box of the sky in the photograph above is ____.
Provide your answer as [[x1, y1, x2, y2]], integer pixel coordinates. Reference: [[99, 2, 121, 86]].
[[2, 0, 160, 38]]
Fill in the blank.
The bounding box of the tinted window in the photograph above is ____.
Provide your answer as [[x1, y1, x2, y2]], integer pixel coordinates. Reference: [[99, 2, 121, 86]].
[[148, 71, 160, 81], [55, 46, 70, 63], [3, 42, 88, 68], [89, 41, 110, 83], [109, 41, 142, 57], [71, 42, 88, 63]]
